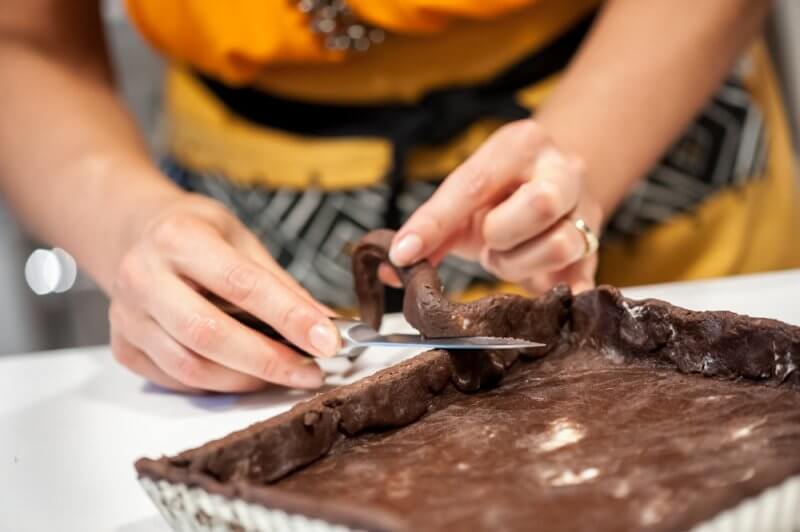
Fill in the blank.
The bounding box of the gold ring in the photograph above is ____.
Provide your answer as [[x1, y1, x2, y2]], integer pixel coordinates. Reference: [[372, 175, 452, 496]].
[[573, 217, 599, 258]]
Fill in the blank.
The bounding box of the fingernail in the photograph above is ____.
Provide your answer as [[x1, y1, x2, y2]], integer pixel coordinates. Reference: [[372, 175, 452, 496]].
[[309, 322, 340, 357], [390, 233, 423, 266], [290, 363, 323, 389]]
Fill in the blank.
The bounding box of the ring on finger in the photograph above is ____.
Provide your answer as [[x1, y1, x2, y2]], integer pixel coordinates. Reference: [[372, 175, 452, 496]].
[[572, 217, 599, 258]]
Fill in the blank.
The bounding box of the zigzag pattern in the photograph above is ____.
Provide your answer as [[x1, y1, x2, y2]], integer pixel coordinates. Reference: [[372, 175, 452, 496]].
[[605, 76, 767, 240]]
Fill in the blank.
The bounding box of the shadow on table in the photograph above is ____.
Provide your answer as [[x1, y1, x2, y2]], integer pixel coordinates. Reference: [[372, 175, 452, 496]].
[[77, 340, 425, 418], [77, 356, 323, 418]]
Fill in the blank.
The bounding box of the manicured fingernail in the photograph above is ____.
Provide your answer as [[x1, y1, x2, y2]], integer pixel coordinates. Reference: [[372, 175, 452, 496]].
[[390, 233, 423, 266], [290, 363, 324, 389], [309, 322, 340, 357]]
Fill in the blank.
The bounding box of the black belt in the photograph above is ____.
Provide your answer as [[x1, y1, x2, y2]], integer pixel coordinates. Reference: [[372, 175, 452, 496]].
[[197, 12, 595, 228]]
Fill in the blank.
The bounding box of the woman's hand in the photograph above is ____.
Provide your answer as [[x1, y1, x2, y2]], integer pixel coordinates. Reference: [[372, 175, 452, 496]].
[[108, 193, 340, 393], [390, 119, 603, 294]]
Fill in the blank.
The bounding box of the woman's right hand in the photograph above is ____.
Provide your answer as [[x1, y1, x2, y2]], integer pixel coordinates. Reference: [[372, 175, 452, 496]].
[[108, 193, 339, 393]]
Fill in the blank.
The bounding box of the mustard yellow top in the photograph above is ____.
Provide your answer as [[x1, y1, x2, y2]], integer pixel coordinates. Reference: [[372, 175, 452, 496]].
[[126, 0, 546, 85], [126, 0, 800, 290]]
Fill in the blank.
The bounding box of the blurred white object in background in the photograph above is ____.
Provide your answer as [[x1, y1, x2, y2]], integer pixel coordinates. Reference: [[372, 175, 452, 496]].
[[24, 248, 78, 295]]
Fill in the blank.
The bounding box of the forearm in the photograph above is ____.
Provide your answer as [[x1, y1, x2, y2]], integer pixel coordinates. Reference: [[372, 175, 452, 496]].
[[536, 0, 770, 222], [0, 1, 181, 292]]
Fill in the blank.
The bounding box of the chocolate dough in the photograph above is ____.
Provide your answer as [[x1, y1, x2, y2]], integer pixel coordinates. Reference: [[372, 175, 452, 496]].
[[573, 286, 800, 388], [136, 229, 800, 532], [353, 229, 571, 391], [276, 347, 800, 532], [353, 229, 799, 391]]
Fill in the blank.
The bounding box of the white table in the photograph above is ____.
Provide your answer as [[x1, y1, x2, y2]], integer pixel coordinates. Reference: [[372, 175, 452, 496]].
[[2, 269, 799, 532]]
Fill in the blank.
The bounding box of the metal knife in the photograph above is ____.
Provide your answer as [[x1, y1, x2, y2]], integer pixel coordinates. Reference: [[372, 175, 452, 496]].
[[333, 318, 544, 357], [214, 298, 544, 358]]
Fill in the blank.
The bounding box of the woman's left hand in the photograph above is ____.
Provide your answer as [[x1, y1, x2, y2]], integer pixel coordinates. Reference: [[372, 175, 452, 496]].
[[389, 119, 603, 294]]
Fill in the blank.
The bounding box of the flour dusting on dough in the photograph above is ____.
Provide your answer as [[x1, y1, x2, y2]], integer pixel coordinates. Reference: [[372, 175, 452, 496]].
[[539, 418, 587, 452], [622, 300, 646, 319], [549, 467, 600, 487]]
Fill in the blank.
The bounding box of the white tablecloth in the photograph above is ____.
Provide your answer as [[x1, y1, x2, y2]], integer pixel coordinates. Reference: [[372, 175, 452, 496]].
[[2, 269, 799, 532]]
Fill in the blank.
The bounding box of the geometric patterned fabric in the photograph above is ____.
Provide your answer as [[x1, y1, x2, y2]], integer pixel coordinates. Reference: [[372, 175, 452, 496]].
[[605, 73, 767, 239]]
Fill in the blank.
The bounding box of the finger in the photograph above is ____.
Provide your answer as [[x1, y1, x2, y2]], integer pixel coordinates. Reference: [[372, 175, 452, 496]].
[[378, 239, 454, 288], [232, 227, 335, 316], [162, 226, 341, 358], [548, 253, 598, 294], [378, 263, 402, 288], [146, 275, 324, 389], [110, 332, 199, 393], [520, 250, 598, 296], [444, 207, 492, 261], [390, 121, 547, 266], [481, 217, 586, 283], [482, 149, 580, 251], [111, 303, 270, 393]]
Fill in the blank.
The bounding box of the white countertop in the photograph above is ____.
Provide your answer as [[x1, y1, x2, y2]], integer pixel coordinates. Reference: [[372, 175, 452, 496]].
[[2, 269, 799, 532]]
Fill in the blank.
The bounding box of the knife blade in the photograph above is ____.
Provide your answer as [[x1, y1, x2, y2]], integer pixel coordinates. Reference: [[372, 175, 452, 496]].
[[334, 318, 544, 357], [212, 297, 544, 358]]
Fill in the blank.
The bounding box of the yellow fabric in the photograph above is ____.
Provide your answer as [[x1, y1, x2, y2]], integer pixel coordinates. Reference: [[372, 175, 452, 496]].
[[348, 0, 536, 33], [162, 0, 577, 189], [166, 66, 558, 189], [250, 0, 594, 104], [597, 43, 800, 286], [125, 0, 560, 86], [126, 0, 340, 85], [166, 67, 392, 190], [129, 0, 596, 101]]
